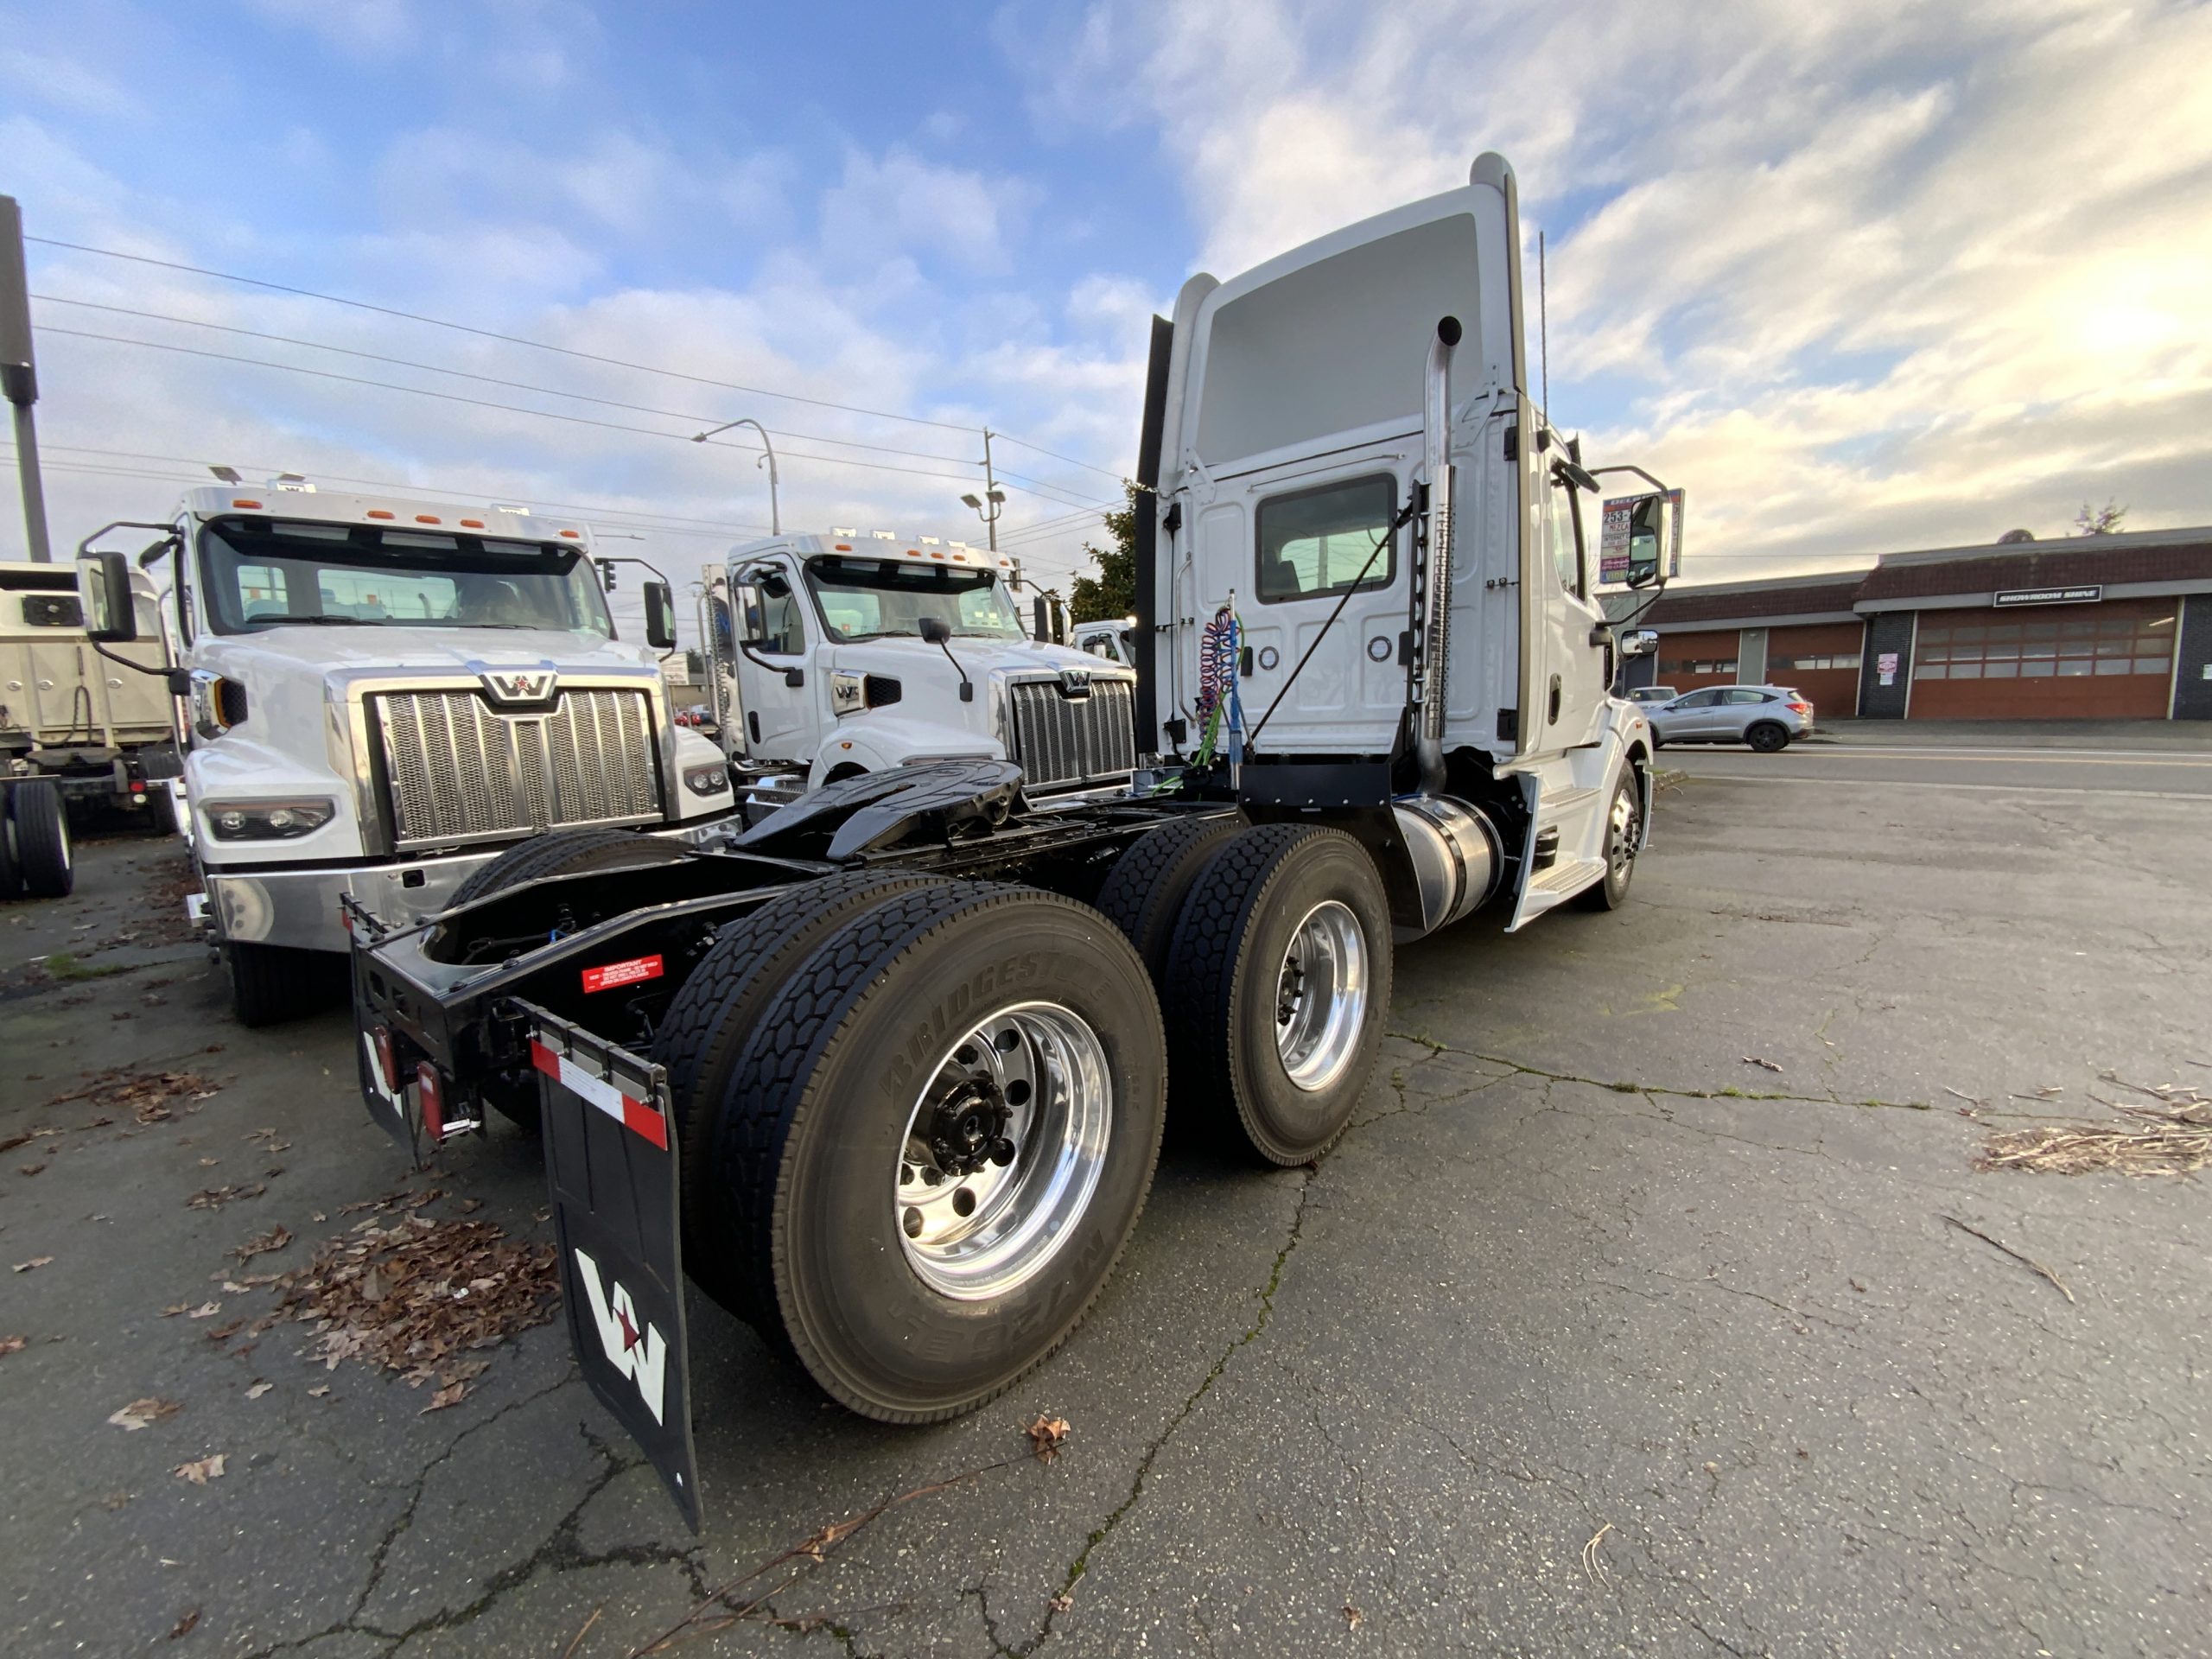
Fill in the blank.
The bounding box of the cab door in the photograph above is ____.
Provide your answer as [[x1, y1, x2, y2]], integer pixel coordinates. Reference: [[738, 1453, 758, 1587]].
[[1517, 425, 1610, 757], [732, 558, 817, 763]]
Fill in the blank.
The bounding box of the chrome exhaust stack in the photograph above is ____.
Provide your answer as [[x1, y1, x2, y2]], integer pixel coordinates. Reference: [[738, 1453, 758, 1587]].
[[1414, 315, 1460, 796]]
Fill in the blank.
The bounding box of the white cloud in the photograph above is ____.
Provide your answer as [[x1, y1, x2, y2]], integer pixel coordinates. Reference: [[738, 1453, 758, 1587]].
[[0, 46, 131, 114], [1011, 0, 2212, 572], [245, 0, 416, 56]]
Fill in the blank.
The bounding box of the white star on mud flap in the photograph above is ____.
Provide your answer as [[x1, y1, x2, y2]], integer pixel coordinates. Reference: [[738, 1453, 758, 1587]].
[[572, 1248, 669, 1423]]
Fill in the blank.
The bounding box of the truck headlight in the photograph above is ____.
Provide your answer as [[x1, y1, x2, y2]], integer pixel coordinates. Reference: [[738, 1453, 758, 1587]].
[[202, 798, 336, 841], [189, 669, 249, 739], [683, 762, 729, 798]]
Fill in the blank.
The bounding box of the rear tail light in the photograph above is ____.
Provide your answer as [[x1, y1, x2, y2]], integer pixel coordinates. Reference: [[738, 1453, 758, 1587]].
[[373, 1026, 399, 1093], [1789, 701, 1813, 715], [416, 1062, 445, 1141]]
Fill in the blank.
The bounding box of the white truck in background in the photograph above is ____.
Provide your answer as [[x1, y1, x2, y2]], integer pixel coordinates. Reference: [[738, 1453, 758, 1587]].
[[700, 530, 1138, 810], [76, 480, 736, 1023], [1, 559, 178, 899], [1072, 617, 1137, 666]]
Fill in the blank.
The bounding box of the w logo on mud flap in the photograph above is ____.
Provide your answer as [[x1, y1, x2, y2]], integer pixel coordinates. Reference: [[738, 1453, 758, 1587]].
[[573, 1248, 669, 1423], [481, 668, 557, 704]]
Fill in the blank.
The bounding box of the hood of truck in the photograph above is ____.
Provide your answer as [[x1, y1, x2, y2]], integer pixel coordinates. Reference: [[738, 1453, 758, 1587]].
[[825, 632, 1119, 682]]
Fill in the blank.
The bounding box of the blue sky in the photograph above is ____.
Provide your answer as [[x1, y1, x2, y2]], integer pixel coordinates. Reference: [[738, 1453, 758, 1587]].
[[4, 0, 2209, 611]]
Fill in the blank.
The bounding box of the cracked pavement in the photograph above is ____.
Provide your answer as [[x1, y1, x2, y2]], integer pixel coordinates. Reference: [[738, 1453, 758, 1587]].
[[4, 770, 2208, 1656]]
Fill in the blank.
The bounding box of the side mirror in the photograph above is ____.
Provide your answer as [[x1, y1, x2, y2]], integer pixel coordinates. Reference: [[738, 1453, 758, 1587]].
[[918, 615, 952, 646], [78, 551, 138, 643], [1620, 629, 1658, 658], [642, 580, 677, 651], [1626, 498, 1665, 590]]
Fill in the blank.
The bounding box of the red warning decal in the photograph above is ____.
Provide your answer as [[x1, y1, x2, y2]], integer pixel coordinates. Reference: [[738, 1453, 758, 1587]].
[[582, 954, 664, 994]]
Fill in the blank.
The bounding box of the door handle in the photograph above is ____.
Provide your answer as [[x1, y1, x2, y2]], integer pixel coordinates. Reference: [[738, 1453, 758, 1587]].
[[1548, 674, 1561, 724]]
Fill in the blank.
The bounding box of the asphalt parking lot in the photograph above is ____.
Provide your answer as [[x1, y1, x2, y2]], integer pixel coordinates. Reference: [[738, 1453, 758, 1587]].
[[3, 768, 2207, 1658]]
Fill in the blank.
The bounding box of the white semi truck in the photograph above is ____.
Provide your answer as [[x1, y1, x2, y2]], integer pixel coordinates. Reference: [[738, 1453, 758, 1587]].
[[76, 482, 736, 1024], [700, 531, 1139, 809], [340, 151, 1670, 1527]]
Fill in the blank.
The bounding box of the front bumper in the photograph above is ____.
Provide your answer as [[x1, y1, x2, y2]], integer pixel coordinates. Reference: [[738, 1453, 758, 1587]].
[[202, 816, 736, 953]]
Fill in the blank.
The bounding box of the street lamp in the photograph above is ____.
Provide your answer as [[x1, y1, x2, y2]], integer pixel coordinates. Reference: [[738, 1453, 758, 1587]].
[[960, 486, 1006, 550], [691, 416, 779, 535]]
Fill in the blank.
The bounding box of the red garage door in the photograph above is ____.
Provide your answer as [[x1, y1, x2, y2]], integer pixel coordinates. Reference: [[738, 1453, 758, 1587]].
[[1653, 630, 1740, 696], [1910, 601, 2177, 718], [1764, 622, 1864, 718]]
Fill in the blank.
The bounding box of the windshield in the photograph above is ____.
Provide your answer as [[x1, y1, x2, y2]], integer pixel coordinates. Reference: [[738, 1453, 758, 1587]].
[[198, 519, 613, 637], [802, 556, 1024, 642]]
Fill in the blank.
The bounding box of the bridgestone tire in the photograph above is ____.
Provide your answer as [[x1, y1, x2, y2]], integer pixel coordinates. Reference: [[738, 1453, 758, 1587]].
[[449, 827, 690, 908], [652, 869, 969, 1313], [0, 784, 21, 900], [712, 886, 1167, 1421], [228, 940, 345, 1027], [1575, 770, 1643, 912], [1163, 824, 1393, 1166], [1092, 811, 1247, 987], [10, 779, 73, 899], [1747, 721, 1789, 753]]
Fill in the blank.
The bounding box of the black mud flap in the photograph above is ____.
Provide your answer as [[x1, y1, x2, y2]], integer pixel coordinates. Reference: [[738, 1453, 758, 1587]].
[[515, 999, 702, 1532]]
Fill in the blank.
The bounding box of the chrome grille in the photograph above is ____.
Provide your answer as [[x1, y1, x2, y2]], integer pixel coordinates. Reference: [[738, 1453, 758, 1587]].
[[1005, 678, 1136, 791], [372, 688, 663, 849]]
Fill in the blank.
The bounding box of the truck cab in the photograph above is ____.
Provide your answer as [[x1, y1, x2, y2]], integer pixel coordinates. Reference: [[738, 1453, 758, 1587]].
[[1072, 618, 1138, 666], [85, 480, 735, 1022], [1146, 151, 1668, 931], [714, 531, 1139, 799]]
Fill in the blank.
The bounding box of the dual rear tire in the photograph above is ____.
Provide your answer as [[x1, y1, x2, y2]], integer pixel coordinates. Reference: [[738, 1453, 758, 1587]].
[[0, 780, 74, 901]]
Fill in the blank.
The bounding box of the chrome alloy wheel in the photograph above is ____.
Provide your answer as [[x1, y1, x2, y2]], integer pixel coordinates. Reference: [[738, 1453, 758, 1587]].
[[895, 1001, 1111, 1300], [1605, 782, 1639, 880], [1274, 900, 1369, 1094]]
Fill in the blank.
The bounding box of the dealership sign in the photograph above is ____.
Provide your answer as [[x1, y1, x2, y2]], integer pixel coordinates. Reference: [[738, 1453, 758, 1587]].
[[1993, 584, 2102, 608]]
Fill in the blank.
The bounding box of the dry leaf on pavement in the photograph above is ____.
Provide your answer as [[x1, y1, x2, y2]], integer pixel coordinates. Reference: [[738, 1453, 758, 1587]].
[[168, 1605, 200, 1640], [109, 1397, 183, 1432], [419, 1382, 468, 1414], [173, 1454, 226, 1485], [187, 1301, 221, 1319], [1025, 1414, 1071, 1463], [0, 1335, 26, 1357], [245, 1382, 273, 1400], [234, 1226, 292, 1262], [12, 1256, 54, 1273]]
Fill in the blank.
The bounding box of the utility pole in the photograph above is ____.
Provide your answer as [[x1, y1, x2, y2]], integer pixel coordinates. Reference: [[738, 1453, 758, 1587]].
[[0, 195, 53, 562], [960, 428, 1006, 552]]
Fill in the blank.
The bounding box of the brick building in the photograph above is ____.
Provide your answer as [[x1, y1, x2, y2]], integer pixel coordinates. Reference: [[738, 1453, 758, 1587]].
[[1624, 527, 2212, 721]]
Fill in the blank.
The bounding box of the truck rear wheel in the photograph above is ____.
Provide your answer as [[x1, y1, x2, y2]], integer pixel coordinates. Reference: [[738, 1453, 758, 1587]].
[[1092, 811, 1246, 986], [652, 868, 970, 1313], [1163, 825, 1393, 1166], [228, 940, 346, 1027], [448, 827, 690, 908], [9, 779, 74, 899], [0, 785, 20, 899], [708, 885, 1167, 1421]]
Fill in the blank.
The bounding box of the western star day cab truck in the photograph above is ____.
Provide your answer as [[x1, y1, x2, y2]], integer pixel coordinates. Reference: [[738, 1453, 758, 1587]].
[[331, 152, 1673, 1526], [702, 532, 1138, 811], [75, 483, 737, 1024]]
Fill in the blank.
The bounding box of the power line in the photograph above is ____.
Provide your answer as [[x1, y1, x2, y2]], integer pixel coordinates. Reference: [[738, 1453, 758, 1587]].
[[3, 447, 768, 543], [989, 466, 1104, 512], [27, 234, 994, 438], [39, 325, 998, 484], [29, 294, 983, 468], [992, 430, 1128, 483], [29, 441, 775, 536]]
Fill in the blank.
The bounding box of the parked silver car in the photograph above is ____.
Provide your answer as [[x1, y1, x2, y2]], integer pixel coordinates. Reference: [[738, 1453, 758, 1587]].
[[1648, 684, 1815, 752]]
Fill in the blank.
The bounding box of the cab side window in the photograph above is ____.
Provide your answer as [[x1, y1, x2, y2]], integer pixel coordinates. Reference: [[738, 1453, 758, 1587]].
[[757, 574, 805, 655], [1544, 468, 1584, 599]]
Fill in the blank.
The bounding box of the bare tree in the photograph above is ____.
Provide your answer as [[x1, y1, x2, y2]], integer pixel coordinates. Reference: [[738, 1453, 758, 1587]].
[[2072, 499, 2126, 536]]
